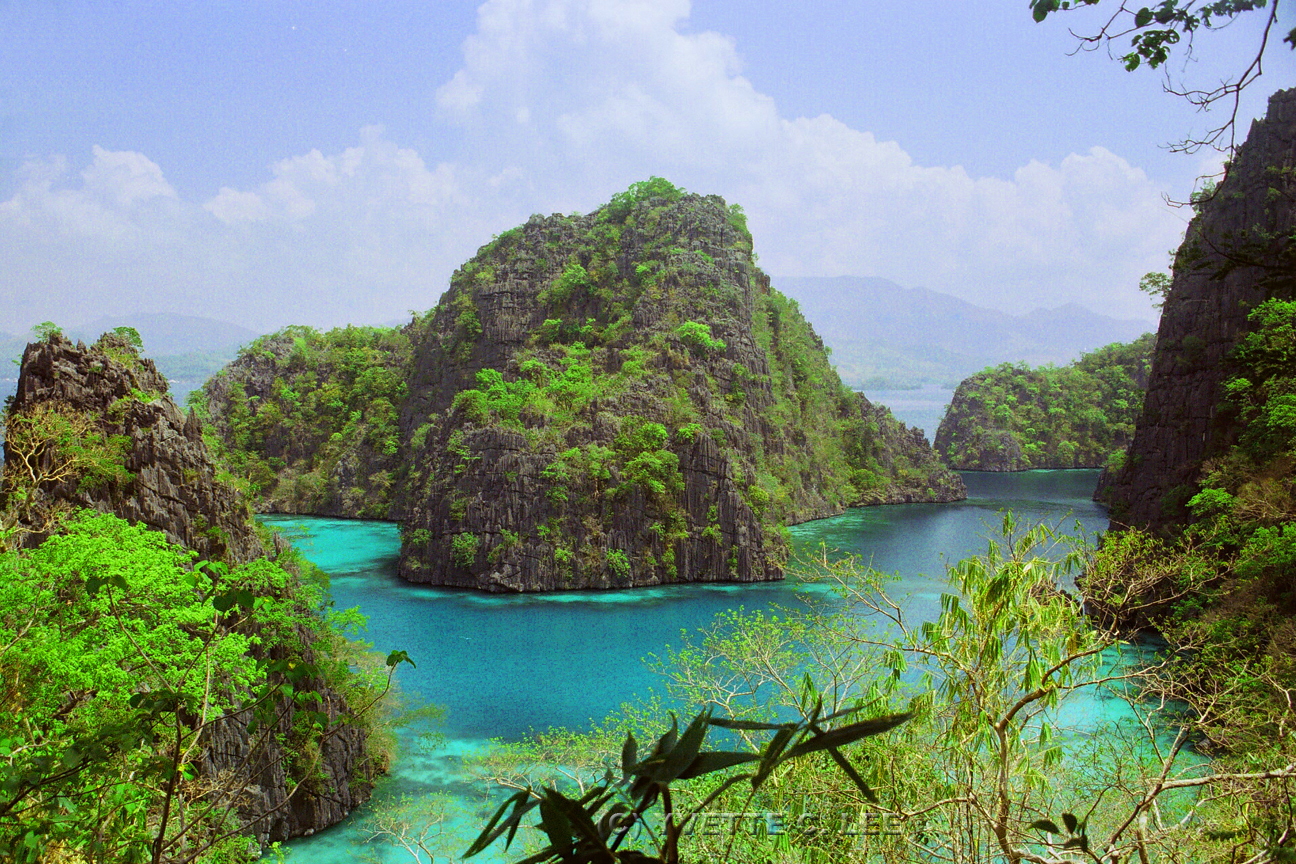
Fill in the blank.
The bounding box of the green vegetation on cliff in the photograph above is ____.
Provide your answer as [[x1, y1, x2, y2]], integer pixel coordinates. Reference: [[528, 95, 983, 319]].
[[395, 178, 962, 591], [201, 178, 963, 592], [192, 324, 413, 518], [1086, 297, 1296, 766], [1077, 96, 1296, 855], [0, 333, 398, 861], [933, 333, 1154, 471]]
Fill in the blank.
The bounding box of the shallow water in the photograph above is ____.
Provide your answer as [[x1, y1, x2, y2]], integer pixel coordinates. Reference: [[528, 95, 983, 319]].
[[266, 469, 1110, 862]]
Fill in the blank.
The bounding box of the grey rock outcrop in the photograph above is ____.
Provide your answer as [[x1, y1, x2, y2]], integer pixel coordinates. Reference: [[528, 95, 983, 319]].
[[395, 191, 964, 591], [198, 185, 964, 593], [1105, 88, 1296, 529], [6, 332, 263, 562]]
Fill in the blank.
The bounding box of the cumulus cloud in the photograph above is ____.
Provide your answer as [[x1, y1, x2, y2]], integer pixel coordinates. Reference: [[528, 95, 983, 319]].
[[432, 0, 1182, 318], [0, 130, 504, 334], [0, 0, 1181, 336]]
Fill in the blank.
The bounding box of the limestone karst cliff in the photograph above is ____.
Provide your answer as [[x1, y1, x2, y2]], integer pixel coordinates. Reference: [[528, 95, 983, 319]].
[[200, 181, 965, 592], [396, 185, 965, 591], [934, 334, 1154, 472], [1105, 88, 1296, 530], [0, 332, 383, 847], [5, 332, 264, 561]]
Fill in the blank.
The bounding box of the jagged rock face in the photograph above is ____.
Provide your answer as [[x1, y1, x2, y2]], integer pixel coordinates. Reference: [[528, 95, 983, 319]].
[[5, 333, 263, 563], [200, 634, 378, 847], [1107, 88, 1296, 529], [198, 326, 411, 519], [2, 333, 378, 845], [396, 190, 964, 591]]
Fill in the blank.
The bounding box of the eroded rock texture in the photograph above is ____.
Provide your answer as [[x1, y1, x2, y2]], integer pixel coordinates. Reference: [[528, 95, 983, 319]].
[[5, 332, 263, 562], [1106, 88, 1296, 529], [198, 185, 963, 593], [395, 191, 964, 591]]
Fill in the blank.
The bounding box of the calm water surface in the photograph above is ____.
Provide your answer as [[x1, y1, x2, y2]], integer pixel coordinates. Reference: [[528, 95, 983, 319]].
[[267, 470, 1107, 862]]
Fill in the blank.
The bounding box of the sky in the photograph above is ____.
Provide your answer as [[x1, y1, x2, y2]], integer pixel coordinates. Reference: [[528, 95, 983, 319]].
[[1, 0, 1292, 337]]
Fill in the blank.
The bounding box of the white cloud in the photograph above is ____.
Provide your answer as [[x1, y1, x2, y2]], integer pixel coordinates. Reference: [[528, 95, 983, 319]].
[[0, 0, 1182, 337], [432, 0, 1182, 318], [81, 146, 176, 207], [0, 132, 503, 334]]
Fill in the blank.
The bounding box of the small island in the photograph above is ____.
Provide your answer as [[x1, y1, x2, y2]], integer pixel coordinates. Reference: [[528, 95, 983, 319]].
[[933, 333, 1154, 471], [196, 179, 965, 592]]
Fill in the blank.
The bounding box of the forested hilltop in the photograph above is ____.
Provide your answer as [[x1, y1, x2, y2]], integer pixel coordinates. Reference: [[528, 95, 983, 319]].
[[0, 331, 394, 861], [933, 333, 1154, 471], [196, 179, 964, 592]]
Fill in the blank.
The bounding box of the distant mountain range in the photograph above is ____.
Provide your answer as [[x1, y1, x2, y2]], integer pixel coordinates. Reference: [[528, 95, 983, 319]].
[[0, 285, 1155, 408], [774, 276, 1157, 389]]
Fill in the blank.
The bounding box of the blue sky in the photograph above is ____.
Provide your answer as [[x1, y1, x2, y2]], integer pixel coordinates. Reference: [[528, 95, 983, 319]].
[[1, 0, 1291, 335]]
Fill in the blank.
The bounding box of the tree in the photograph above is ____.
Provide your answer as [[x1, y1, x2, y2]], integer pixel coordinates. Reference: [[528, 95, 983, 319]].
[[0, 401, 133, 542], [466, 517, 1296, 863], [1031, 0, 1295, 153], [0, 511, 408, 863], [1138, 271, 1172, 308], [30, 322, 61, 342]]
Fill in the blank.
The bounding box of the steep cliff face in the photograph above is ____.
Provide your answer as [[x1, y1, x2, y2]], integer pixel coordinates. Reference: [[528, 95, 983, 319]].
[[197, 325, 412, 519], [1, 333, 380, 847], [1106, 88, 1296, 529], [395, 185, 963, 591], [200, 182, 964, 592], [5, 332, 263, 562], [934, 334, 1153, 472]]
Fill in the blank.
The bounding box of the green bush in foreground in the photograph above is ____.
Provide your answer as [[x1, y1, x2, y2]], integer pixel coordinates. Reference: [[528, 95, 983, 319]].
[[0, 512, 409, 864]]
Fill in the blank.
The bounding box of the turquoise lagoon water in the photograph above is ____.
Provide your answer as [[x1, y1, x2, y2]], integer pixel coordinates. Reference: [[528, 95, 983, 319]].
[[265, 470, 1109, 862]]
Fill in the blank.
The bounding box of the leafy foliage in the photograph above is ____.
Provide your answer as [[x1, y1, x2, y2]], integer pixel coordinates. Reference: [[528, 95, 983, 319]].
[[0, 512, 400, 863], [0, 401, 134, 539], [465, 704, 910, 864], [1030, 0, 1294, 152], [196, 324, 413, 517], [936, 334, 1154, 470], [389, 180, 955, 588]]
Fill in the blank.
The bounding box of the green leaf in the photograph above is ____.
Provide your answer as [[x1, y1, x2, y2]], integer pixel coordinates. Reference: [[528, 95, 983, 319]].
[[653, 711, 710, 782], [707, 716, 791, 732], [385, 649, 416, 669], [620, 732, 638, 774], [780, 712, 912, 763], [1063, 812, 1078, 833], [463, 789, 536, 857], [676, 751, 761, 779], [1134, 6, 1154, 27], [1031, 818, 1062, 835]]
